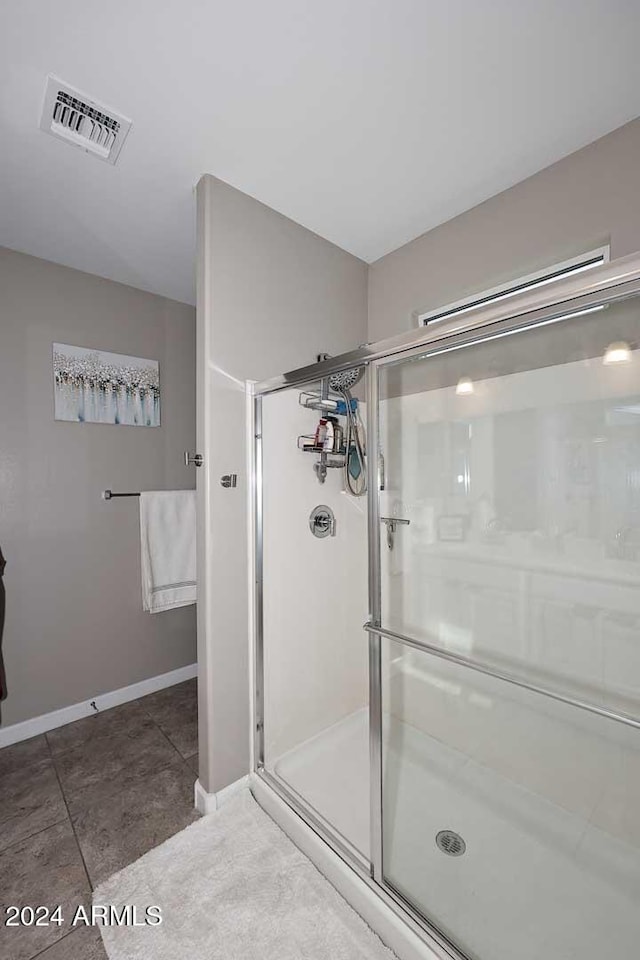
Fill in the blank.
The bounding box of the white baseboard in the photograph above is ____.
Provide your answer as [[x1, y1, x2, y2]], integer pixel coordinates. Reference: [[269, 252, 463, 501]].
[[194, 774, 249, 815], [0, 662, 198, 749]]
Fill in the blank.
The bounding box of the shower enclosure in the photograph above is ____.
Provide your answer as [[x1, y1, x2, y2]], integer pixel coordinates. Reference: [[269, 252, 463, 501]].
[[251, 254, 640, 960]]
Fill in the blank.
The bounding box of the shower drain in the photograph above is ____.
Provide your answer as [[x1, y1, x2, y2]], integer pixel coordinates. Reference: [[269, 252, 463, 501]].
[[435, 830, 466, 857]]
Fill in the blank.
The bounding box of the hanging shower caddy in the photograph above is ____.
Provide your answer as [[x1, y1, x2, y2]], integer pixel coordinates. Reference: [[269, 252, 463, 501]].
[[296, 360, 367, 494], [297, 382, 349, 483]]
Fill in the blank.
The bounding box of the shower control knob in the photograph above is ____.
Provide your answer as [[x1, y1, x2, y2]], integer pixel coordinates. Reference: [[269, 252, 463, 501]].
[[309, 505, 336, 538]]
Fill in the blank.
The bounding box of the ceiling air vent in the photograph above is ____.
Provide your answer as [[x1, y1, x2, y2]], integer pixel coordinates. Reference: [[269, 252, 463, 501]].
[[39, 75, 132, 164]]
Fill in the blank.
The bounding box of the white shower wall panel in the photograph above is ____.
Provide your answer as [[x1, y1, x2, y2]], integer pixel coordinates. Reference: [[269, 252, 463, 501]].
[[262, 388, 368, 763]]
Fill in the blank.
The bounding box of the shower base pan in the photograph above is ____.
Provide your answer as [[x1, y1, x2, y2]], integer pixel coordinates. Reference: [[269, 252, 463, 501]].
[[259, 709, 639, 960]]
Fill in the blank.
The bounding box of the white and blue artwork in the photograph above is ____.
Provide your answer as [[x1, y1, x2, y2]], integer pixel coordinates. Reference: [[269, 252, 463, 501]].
[[53, 343, 160, 426]]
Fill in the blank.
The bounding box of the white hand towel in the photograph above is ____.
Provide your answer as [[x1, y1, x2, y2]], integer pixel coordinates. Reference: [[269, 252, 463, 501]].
[[139, 490, 196, 613]]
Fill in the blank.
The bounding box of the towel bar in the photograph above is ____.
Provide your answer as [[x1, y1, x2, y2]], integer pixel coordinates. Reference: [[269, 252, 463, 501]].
[[102, 490, 140, 499]]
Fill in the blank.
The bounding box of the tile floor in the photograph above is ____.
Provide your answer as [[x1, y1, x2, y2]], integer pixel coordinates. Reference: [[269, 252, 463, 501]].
[[0, 679, 199, 960]]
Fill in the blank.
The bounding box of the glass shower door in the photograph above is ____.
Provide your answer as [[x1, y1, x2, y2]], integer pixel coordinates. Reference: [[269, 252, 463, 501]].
[[375, 299, 640, 960]]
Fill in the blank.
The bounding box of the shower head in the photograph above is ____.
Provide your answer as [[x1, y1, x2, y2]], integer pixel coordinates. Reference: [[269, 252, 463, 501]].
[[328, 366, 364, 393]]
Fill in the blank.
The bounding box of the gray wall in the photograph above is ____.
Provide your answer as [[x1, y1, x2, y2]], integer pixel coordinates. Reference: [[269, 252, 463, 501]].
[[0, 247, 197, 726], [368, 117, 640, 342], [196, 176, 368, 792]]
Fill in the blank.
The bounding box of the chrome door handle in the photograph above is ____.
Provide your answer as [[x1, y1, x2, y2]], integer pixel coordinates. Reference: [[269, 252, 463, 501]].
[[380, 517, 409, 551], [184, 452, 203, 467]]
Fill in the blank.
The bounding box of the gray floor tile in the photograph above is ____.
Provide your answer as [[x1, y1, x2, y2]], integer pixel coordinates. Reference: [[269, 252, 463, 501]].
[[0, 687, 200, 957], [0, 820, 91, 960], [35, 924, 107, 959], [140, 679, 197, 758], [0, 736, 50, 778], [0, 758, 68, 853], [46, 701, 150, 756], [53, 722, 179, 815], [72, 758, 200, 886], [185, 752, 199, 776]]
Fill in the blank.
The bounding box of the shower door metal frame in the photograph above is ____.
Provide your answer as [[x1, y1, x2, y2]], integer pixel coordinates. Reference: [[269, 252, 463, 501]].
[[250, 249, 640, 960], [250, 368, 464, 960]]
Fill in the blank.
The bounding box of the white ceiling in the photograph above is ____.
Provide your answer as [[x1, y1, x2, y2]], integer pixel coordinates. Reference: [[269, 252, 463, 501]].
[[1, 1, 640, 306]]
